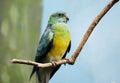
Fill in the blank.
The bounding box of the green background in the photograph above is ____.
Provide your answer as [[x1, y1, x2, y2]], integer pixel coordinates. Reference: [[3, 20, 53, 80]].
[[0, 0, 42, 83]]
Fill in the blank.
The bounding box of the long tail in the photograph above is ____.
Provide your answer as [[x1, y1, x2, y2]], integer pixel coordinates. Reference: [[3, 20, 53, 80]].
[[29, 66, 37, 81], [36, 68, 52, 83]]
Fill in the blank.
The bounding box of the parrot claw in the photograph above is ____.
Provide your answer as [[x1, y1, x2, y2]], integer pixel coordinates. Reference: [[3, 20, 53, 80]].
[[64, 58, 73, 65], [51, 61, 57, 67], [63, 58, 70, 65]]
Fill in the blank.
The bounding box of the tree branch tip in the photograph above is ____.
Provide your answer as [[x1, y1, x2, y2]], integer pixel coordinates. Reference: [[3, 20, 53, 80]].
[[112, 0, 119, 3], [11, 59, 17, 63]]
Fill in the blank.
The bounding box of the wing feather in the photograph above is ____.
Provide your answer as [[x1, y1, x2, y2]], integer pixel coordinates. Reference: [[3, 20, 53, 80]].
[[35, 27, 54, 62], [29, 25, 54, 80]]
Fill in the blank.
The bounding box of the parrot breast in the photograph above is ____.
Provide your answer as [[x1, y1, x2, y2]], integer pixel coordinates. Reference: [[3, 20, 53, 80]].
[[46, 23, 70, 62]]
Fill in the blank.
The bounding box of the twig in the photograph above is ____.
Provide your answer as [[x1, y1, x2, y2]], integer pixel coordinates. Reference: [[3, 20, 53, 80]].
[[11, 0, 119, 68], [11, 58, 70, 68]]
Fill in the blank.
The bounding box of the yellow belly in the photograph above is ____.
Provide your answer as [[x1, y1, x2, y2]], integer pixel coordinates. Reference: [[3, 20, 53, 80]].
[[46, 23, 70, 61]]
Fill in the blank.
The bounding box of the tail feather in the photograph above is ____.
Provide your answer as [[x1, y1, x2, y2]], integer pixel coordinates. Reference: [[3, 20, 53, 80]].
[[29, 66, 37, 81], [36, 68, 52, 83], [30, 66, 54, 83]]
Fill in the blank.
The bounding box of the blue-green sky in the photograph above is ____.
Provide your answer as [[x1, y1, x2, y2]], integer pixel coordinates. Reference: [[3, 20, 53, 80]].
[[42, 0, 120, 83]]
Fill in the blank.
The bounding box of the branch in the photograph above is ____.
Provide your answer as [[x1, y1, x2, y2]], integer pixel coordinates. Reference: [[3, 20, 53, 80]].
[[70, 0, 119, 64], [11, 58, 71, 68], [11, 0, 119, 68]]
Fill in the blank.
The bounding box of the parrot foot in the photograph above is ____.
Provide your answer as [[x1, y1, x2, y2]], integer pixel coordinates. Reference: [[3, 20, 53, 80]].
[[63, 58, 70, 65], [51, 61, 57, 67], [64, 58, 73, 65]]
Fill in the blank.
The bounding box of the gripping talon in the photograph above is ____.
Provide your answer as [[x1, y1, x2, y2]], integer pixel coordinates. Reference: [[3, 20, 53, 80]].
[[64, 58, 73, 65], [63, 58, 70, 65], [51, 61, 57, 67]]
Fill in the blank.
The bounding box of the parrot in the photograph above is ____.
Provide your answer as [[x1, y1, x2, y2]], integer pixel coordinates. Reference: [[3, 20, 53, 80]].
[[29, 11, 71, 83]]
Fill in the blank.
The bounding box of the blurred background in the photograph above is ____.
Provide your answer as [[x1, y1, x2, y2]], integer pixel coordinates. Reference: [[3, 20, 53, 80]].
[[0, 0, 120, 83], [0, 0, 42, 83]]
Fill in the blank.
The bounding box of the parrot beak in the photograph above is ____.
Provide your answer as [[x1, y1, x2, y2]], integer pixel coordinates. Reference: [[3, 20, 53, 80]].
[[66, 17, 69, 21], [65, 14, 69, 21]]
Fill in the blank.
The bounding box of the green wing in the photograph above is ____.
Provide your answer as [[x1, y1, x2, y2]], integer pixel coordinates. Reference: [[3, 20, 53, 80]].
[[30, 25, 54, 80], [35, 26, 54, 62]]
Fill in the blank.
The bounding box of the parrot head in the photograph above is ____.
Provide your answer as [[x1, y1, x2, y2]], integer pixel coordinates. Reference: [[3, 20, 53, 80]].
[[48, 11, 69, 25]]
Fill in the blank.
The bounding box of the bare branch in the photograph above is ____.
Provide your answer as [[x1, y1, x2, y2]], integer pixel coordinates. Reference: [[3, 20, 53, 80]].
[[70, 0, 119, 64], [11, 0, 119, 68], [11, 58, 71, 68]]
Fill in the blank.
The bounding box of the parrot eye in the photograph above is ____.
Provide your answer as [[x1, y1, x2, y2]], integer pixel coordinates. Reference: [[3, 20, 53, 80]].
[[58, 13, 64, 17]]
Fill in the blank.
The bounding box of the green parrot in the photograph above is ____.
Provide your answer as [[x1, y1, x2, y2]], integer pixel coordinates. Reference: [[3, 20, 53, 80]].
[[30, 12, 71, 83]]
